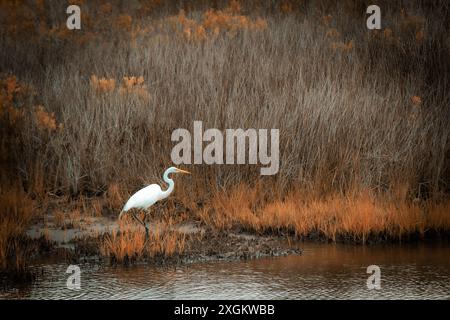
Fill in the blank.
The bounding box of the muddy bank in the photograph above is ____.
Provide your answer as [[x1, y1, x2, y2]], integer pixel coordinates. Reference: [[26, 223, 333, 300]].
[[71, 229, 303, 266], [22, 212, 450, 267], [5, 211, 447, 283], [1, 221, 302, 288], [22, 215, 302, 268]]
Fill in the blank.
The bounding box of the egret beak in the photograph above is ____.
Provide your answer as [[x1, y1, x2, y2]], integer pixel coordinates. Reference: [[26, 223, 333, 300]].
[[175, 168, 191, 174]]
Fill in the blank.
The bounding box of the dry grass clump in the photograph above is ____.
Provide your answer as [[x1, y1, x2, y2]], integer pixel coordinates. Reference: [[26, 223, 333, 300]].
[[330, 40, 354, 52], [106, 183, 126, 212], [90, 74, 150, 102], [34, 105, 61, 131], [99, 219, 187, 263], [0, 185, 35, 274], [0, 76, 24, 125], [90, 75, 116, 93], [53, 210, 66, 229], [167, 3, 267, 41], [100, 222, 146, 263], [0, 75, 39, 126], [198, 184, 450, 243], [67, 209, 83, 229], [427, 202, 450, 232], [148, 222, 187, 257], [119, 76, 150, 101]]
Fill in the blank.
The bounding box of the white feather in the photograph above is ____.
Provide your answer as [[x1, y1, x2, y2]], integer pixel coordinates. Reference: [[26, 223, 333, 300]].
[[118, 167, 189, 220], [122, 184, 163, 212]]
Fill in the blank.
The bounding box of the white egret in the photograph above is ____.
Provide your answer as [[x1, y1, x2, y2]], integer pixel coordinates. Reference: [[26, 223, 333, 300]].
[[118, 166, 190, 238]]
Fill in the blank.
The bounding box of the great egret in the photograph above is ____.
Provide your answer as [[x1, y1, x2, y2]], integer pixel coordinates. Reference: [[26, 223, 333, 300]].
[[118, 166, 190, 238]]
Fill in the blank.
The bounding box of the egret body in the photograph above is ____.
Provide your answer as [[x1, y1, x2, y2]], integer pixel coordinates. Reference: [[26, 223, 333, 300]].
[[118, 166, 190, 238]]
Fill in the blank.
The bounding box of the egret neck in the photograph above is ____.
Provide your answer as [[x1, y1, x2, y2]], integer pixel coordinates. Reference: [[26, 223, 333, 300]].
[[161, 168, 175, 199]]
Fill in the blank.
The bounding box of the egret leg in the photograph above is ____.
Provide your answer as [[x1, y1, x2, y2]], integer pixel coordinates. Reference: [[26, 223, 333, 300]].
[[131, 212, 149, 242], [131, 212, 145, 228], [143, 213, 150, 242], [144, 225, 149, 240], [132, 212, 151, 242]]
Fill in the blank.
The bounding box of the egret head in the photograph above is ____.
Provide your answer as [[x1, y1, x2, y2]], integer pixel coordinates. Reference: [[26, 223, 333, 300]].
[[167, 166, 191, 175]]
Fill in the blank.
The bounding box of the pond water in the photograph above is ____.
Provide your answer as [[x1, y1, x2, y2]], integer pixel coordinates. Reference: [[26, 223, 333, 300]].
[[1, 241, 450, 299]]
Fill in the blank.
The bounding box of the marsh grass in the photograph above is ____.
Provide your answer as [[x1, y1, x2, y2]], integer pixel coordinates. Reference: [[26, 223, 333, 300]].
[[0, 1, 450, 198], [99, 219, 187, 263], [0, 185, 35, 276], [196, 184, 450, 243], [0, 0, 449, 270], [1, 1, 448, 198]]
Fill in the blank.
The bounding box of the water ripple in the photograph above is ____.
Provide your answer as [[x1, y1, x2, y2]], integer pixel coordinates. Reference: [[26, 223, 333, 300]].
[[1, 243, 450, 299]]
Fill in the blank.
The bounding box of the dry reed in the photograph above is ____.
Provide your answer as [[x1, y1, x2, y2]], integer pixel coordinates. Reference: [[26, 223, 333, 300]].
[[0, 1, 449, 272]]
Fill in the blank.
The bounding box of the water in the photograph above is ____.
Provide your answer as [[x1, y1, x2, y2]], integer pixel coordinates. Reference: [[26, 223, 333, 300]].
[[2, 242, 450, 299]]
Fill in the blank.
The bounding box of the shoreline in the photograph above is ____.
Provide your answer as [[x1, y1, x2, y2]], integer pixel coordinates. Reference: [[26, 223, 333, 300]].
[[1, 216, 449, 288], [10, 215, 450, 265], [2, 192, 450, 284]]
